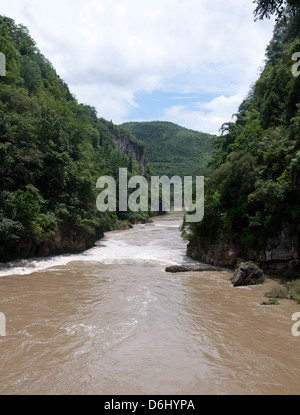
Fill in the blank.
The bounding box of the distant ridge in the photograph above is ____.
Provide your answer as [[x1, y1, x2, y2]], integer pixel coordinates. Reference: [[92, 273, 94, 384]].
[[121, 121, 215, 177]]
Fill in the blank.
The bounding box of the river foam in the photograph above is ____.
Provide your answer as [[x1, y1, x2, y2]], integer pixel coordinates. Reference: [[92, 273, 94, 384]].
[[0, 215, 195, 277]]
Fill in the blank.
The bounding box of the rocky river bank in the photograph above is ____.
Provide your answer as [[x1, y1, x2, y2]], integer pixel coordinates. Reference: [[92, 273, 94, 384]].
[[186, 226, 300, 278]]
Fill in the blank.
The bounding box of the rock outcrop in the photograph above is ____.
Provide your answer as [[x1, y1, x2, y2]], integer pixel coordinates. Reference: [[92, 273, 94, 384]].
[[0, 222, 103, 262], [35, 223, 103, 257], [231, 262, 266, 287], [166, 265, 222, 273], [187, 226, 300, 277], [111, 130, 146, 174]]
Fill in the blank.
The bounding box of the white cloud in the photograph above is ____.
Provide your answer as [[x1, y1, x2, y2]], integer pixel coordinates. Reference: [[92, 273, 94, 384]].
[[0, 0, 275, 132], [72, 83, 138, 124], [161, 94, 244, 135]]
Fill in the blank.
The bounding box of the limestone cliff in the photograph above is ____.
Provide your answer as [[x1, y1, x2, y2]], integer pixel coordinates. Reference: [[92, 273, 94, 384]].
[[109, 124, 147, 175], [0, 221, 104, 262], [187, 226, 300, 277]]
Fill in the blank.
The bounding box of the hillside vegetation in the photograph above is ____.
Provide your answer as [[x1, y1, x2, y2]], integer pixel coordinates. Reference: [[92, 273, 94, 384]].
[[185, 1, 300, 275], [0, 16, 150, 261], [121, 121, 215, 177]]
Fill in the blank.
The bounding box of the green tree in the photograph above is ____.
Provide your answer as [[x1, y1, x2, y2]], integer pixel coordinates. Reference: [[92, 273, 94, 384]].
[[253, 0, 300, 20]]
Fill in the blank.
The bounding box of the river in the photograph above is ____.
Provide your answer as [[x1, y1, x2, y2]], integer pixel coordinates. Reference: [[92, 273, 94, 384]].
[[0, 212, 299, 395]]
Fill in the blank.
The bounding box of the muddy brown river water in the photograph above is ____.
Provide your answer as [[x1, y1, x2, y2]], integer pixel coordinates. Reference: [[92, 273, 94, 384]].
[[0, 212, 299, 395]]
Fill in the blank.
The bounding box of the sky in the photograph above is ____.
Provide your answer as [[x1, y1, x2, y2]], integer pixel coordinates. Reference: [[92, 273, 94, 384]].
[[1, 0, 276, 134]]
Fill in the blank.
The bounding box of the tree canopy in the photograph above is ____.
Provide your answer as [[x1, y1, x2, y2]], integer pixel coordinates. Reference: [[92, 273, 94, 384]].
[[122, 121, 215, 177], [186, 7, 300, 254], [253, 0, 300, 20]]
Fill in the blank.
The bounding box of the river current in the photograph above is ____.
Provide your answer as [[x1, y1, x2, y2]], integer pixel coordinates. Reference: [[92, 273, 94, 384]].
[[0, 212, 299, 395]]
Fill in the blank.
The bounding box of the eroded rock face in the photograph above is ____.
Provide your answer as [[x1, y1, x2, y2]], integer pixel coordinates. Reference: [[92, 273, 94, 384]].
[[187, 227, 300, 277], [187, 240, 240, 268], [0, 222, 103, 262], [165, 265, 222, 273], [111, 133, 146, 174], [231, 262, 266, 287]]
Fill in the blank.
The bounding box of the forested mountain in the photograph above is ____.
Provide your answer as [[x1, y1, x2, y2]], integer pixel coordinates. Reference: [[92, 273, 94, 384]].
[[121, 121, 215, 177], [185, 1, 300, 276], [0, 16, 151, 262]]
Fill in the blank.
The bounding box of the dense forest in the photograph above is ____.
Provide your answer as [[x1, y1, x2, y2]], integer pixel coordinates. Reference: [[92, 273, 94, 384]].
[[2, 1, 299, 274], [0, 16, 152, 262], [185, 0, 300, 276], [121, 121, 214, 177]]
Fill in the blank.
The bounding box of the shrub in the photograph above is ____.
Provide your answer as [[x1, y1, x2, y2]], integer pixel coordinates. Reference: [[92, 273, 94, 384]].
[[286, 279, 300, 300], [265, 286, 289, 299]]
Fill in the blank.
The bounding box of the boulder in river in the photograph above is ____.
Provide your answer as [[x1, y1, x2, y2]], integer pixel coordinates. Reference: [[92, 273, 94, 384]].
[[166, 265, 222, 273], [231, 262, 266, 287]]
